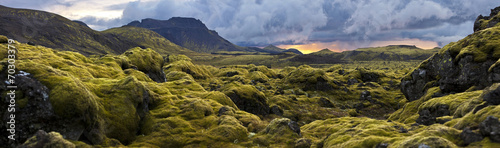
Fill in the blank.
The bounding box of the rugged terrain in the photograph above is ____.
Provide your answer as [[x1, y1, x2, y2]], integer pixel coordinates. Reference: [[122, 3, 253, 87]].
[[0, 5, 500, 148]]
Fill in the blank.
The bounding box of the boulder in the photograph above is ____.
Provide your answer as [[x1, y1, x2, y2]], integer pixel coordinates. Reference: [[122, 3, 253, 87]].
[[479, 116, 500, 142], [460, 127, 483, 146]]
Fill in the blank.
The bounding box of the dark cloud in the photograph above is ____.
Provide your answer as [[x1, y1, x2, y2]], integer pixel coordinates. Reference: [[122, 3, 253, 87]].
[[2, 0, 500, 49]]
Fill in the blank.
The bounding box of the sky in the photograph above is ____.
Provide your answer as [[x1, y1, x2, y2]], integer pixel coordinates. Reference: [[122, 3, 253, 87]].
[[1, 0, 500, 54]]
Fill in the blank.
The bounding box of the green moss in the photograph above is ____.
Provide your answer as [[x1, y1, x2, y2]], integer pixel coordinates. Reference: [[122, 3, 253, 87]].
[[122, 47, 165, 81], [166, 54, 192, 63], [389, 87, 441, 123], [441, 26, 500, 62], [247, 71, 269, 83], [419, 90, 483, 117], [208, 116, 248, 142], [0, 35, 8, 43], [21, 131, 76, 148], [164, 71, 194, 81], [164, 60, 212, 79], [178, 99, 214, 120], [123, 69, 154, 82], [203, 91, 238, 109]]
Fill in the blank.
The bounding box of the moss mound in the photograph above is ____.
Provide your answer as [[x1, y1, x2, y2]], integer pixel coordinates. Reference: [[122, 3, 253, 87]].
[[221, 82, 269, 116], [284, 65, 338, 91], [164, 59, 212, 79], [122, 47, 165, 82]]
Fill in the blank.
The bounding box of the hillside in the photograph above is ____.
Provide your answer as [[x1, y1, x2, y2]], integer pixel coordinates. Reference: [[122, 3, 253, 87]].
[[126, 18, 252, 53], [342, 45, 439, 61], [0, 5, 196, 56]]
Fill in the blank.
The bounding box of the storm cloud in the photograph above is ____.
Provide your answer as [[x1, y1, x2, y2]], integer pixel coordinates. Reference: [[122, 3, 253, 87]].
[[2, 0, 500, 50]]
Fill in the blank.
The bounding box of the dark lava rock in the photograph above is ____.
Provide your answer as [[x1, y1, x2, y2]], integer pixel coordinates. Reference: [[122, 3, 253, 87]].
[[484, 86, 500, 105], [416, 109, 436, 126], [318, 97, 335, 108], [288, 120, 301, 136], [416, 105, 450, 125], [460, 127, 483, 146], [375, 143, 389, 148], [270, 105, 284, 116], [224, 86, 270, 116], [294, 138, 312, 148], [401, 50, 497, 101], [359, 91, 372, 101], [400, 127, 408, 133], [479, 116, 500, 142], [360, 71, 380, 82], [225, 71, 240, 77], [347, 78, 359, 85], [474, 6, 500, 32]]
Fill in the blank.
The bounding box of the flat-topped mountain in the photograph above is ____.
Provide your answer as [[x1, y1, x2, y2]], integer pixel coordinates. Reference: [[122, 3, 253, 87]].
[[126, 17, 252, 53]]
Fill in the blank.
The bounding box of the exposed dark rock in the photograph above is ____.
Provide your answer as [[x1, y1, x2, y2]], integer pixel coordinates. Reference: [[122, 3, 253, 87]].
[[484, 85, 500, 105], [288, 120, 301, 136], [474, 6, 500, 32], [270, 105, 284, 116], [399, 127, 408, 133], [347, 78, 359, 85], [460, 127, 483, 146], [401, 49, 497, 101], [416, 109, 436, 126], [361, 71, 380, 82], [375, 143, 389, 148], [479, 116, 500, 142], [294, 138, 312, 148], [224, 85, 270, 116], [225, 71, 240, 77], [318, 97, 335, 108], [359, 91, 372, 101], [416, 105, 450, 126]]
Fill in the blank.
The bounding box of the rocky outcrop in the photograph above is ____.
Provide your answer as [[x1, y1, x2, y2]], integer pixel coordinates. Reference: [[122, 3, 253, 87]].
[[479, 116, 500, 142], [401, 24, 500, 101], [474, 6, 500, 32]]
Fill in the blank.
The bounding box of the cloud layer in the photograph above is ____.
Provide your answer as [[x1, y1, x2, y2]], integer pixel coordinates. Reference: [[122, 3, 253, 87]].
[[2, 0, 500, 51]]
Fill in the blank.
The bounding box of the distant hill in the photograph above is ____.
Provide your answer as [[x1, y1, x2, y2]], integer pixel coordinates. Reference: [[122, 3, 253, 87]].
[[126, 18, 254, 53], [283, 48, 304, 55], [341, 45, 438, 61], [0, 5, 196, 56], [261, 45, 286, 54], [309, 48, 335, 56]]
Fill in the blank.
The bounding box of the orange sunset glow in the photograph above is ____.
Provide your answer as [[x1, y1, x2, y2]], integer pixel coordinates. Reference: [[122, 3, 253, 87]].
[[278, 38, 439, 54]]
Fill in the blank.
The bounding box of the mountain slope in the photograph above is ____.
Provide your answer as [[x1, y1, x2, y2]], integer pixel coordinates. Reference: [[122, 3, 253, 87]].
[[126, 18, 251, 53], [342, 45, 438, 61], [0, 5, 196, 56], [102, 26, 197, 55]]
